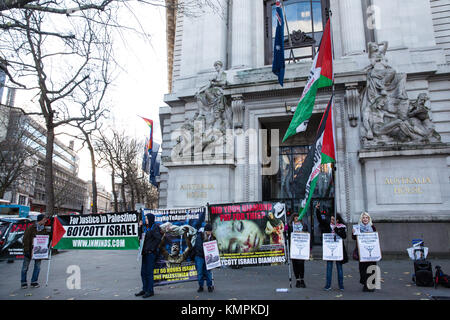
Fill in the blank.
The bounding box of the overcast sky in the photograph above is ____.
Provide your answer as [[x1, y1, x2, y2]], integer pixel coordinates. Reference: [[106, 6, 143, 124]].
[[7, 3, 168, 192], [77, 3, 167, 190]]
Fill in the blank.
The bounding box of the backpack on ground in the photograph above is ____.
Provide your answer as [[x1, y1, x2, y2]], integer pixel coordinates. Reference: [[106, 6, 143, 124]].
[[434, 266, 450, 288]]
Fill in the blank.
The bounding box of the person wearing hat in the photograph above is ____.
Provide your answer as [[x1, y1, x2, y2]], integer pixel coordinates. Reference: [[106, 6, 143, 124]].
[[135, 213, 162, 298], [21, 214, 49, 289], [192, 223, 216, 293]]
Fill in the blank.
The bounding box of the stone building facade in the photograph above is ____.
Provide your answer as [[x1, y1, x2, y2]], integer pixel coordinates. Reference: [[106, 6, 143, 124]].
[[160, 0, 450, 254]]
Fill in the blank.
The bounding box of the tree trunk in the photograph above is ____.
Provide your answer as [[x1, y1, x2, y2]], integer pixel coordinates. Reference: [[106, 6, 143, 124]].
[[45, 124, 55, 217], [120, 178, 126, 211], [84, 131, 97, 214], [111, 168, 118, 213]]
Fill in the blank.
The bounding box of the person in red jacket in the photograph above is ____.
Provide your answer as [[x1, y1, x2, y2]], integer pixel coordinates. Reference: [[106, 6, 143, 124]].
[[352, 212, 377, 292]]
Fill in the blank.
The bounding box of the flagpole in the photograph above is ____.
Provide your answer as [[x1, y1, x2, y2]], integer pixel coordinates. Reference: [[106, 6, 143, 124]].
[[328, 10, 338, 234], [280, 0, 295, 63]]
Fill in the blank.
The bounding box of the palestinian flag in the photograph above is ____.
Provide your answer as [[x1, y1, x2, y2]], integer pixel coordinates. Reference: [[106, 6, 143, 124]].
[[282, 18, 333, 142], [298, 96, 335, 219]]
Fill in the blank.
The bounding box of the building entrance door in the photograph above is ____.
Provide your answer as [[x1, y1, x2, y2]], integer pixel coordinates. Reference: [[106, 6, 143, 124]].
[[262, 145, 335, 246]]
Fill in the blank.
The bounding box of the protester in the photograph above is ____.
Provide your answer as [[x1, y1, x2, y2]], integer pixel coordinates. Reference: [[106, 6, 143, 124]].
[[353, 211, 377, 292], [315, 202, 330, 237], [21, 214, 49, 289], [135, 213, 162, 298], [193, 223, 216, 293], [288, 214, 308, 288], [323, 213, 348, 291]]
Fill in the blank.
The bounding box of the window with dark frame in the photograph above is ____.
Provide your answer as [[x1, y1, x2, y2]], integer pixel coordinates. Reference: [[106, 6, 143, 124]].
[[264, 0, 330, 64]]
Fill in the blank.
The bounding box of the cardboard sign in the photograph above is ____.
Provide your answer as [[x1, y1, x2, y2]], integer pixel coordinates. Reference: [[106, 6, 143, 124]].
[[203, 240, 221, 270], [357, 232, 382, 262], [290, 232, 310, 260], [32, 235, 49, 260], [322, 233, 343, 261]]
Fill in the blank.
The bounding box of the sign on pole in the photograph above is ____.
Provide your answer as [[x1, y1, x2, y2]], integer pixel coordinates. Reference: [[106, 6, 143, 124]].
[[357, 232, 382, 262], [322, 233, 343, 261], [203, 240, 221, 270], [290, 232, 310, 260]]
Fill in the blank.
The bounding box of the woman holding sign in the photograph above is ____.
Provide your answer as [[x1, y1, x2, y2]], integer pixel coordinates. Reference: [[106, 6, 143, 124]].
[[323, 213, 348, 291], [352, 212, 377, 292], [288, 214, 309, 288]]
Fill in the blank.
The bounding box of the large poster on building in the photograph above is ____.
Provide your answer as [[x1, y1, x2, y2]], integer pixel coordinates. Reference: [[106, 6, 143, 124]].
[[144, 207, 206, 286], [0, 219, 34, 260], [208, 202, 287, 267], [52, 212, 140, 250]]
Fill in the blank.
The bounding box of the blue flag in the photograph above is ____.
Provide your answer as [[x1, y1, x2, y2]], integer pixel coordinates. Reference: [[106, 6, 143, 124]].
[[272, 1, 285, 86], [149, 142, 160, 187]]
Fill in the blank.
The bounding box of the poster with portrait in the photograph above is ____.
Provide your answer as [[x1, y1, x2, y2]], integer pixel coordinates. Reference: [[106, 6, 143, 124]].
[[32, 235, 50, 260], [322, 233, 343, 261], [357, 232, 382, 262], [203, 240, 221, 270], [290, 232, 310, 260], [208, 201, 287, 267], [145, 207, 206, 286]]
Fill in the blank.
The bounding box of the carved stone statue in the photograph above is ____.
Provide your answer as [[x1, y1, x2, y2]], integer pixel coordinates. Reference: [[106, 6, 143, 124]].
[[360, 42, 441, 145], [179, 60, 232, 155], [407, 93, 441, 143], [194, 60, 230, 131]]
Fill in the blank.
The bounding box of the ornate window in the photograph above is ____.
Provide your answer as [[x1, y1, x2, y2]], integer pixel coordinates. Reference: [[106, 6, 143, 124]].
[[264, 0, 330, 64]]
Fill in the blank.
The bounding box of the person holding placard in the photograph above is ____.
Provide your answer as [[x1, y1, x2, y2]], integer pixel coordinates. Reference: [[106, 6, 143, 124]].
[[324, 213, 348, 291], [21, 214, 49, 289], [288, 214, 309, 288], [352, 212, 377, 292], [193, 223, 216, 293]]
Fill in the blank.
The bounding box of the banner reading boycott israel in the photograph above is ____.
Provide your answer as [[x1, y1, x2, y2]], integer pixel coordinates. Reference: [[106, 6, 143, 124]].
[[208, 201, 287, 267], [144, 207, 206, 286], [52, 212, 140, 250]]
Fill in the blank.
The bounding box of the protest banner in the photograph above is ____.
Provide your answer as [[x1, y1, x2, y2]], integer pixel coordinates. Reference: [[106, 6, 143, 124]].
[[209, 201, 287, 267], [145, 207, 206, 286], [52, 212, 140, 250], [357, 232, 382, 262], [32, 234, 50, 259], [290, 232, 310, 260], [0, 219, 34, 260], [203, 240, 221, 270], [322, 233, 343, 261]]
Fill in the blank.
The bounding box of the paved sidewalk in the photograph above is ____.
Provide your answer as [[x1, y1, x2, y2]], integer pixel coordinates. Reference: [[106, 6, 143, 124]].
[[1, 250, 450, 300]]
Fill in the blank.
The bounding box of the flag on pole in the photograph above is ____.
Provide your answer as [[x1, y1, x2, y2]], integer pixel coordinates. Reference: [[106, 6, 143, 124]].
[[149, 142, 160, 187], [140, 116, 153, 153], [272, 1, 285, 87], [282, 18, 333, 142], [297, 96, 335, 219]]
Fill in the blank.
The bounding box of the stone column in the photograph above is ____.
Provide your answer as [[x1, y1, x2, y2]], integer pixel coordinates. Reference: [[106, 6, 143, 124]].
[[231, 0, 253, 68], [338, 0, 366, 55]]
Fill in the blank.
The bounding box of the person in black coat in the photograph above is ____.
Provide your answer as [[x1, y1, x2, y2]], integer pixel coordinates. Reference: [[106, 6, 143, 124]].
[[323, 213, 348, 291], [193, 223, 216, 293], [135, 213, 162, 298], [288, 214, 309, 288], [352, 212, 377, 292]]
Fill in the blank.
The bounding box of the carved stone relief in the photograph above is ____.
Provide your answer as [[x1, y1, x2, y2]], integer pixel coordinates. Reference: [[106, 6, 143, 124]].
[[360, 42, 441, 146]]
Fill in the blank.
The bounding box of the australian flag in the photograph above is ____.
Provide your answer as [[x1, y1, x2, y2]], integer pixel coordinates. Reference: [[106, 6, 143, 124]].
[[272, 1, 285, 86]]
